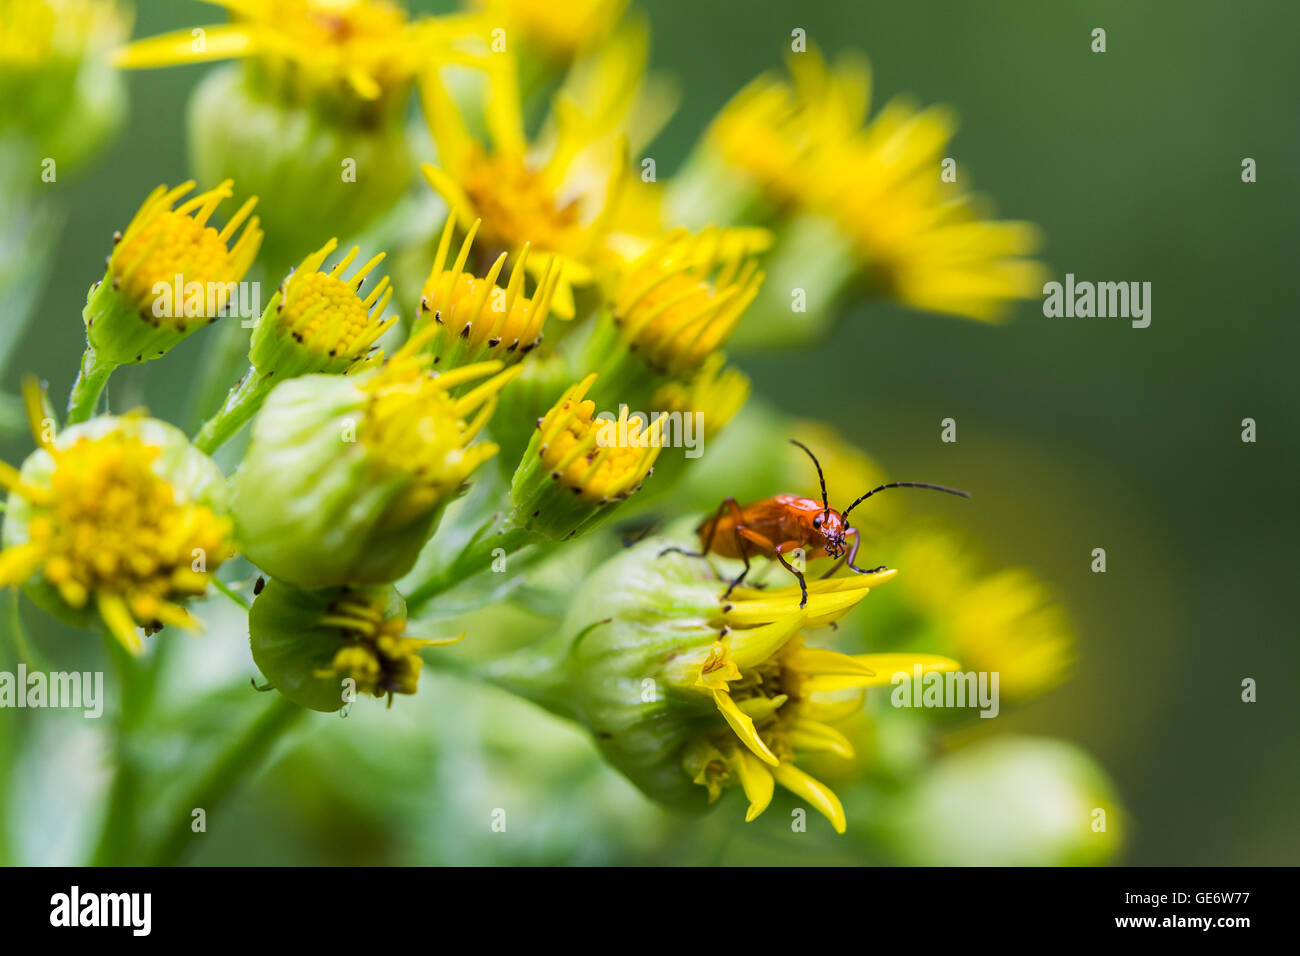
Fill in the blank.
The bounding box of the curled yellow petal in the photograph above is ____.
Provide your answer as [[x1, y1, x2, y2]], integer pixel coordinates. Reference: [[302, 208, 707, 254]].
[[712, 689, 779, 767], [772, 762, 847, 834]]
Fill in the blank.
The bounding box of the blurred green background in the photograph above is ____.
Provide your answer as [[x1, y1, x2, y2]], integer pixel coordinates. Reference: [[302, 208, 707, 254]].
[[3, 0, 1298, 865]]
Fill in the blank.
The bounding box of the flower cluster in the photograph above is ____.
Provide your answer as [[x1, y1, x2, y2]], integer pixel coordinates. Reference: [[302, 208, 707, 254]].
[[0, 0, 1116, 862]]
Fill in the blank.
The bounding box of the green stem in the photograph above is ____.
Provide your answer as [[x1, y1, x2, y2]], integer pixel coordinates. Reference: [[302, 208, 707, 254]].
[[405, 519, 535, 614], [147, 694, 303, 866], [192, 367, 275, 455], [88, 638, 149, 866], [66, 347, 115, 424]]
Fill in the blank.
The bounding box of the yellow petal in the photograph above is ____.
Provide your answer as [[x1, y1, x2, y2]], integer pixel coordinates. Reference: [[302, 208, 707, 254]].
[[788, 718, 855, 759], [772, 762, 847, 834], [96, 592, 144, 656], [0, 542, 44, 587], [712, 690, 779, 766], [726, 611, 805, 669], [729, 749, 775, 822], [785, 645, 877, 677], [734, 694, 788, 720], [114, 25, 256, 69]]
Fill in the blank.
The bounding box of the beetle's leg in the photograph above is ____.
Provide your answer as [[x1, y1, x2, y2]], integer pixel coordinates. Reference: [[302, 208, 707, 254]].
[[773, 539, 809, 608], [725, 522, 774, 599], [841, 528, 887, 575], [659, 497, 738, 559]]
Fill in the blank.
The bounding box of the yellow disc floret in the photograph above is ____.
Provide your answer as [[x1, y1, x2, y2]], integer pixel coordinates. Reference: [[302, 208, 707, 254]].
[[536, 373, 663, 504], [416, 215, 560, 366], [0, 417, 233, 655], [276, 238, 395, 360], [110, 180, 262, 324]]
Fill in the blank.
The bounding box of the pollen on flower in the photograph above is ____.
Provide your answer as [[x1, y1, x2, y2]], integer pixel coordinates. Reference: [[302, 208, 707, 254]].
[[416, 215, 560, 367], [110, 180, 261, 324], [276, 238, 396, 360], [0, 426, 233, 654], [536, 373, 663, 503], [613, 228, 764, 377]]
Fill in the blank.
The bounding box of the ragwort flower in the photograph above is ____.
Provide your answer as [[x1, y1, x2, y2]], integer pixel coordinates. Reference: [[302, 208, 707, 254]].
[[193, 237, 397, 453], [70, 180, 262, 423], [1, 386, 233, 655], [413, 214, 561, 373]]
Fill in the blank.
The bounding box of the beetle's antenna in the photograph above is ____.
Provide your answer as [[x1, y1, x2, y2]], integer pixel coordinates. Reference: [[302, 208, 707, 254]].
[[841, 481, 970, 520], [790, 439, 829, 515]]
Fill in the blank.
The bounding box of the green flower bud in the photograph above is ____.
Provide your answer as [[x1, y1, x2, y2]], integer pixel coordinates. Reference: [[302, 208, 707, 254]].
[[249, 579, 455, 712], [187, 65, 413, 273], [231, 350, 517, 588], [1, 397, 233, 655]]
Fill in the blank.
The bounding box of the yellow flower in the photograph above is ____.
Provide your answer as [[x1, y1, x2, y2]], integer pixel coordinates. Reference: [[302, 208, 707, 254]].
[[414, 214, 561, 371], [108, 179, 262, 322], [270, 238, 396, 366], [358, 351, 517, 529], [890, 531, 1073, 698], [249, 579, 461, 711], [536, 373, 660, 504], [114, 0, 484, 104], [0, 0, 128, 169], [193, 238, 397, 454], [0, 388, 233, 655], [479, 0, 627, 61], [710, 47, 1043, 323], [607, 227, 766, 377], [667, 576, 958, 831], [708, 47, 870, 208], [420, 37, 657, 316], [0, 0, 125, 65], [70, 180, 262, 423], [508, 373, 664, 541], [231, 336, 519, 587]]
